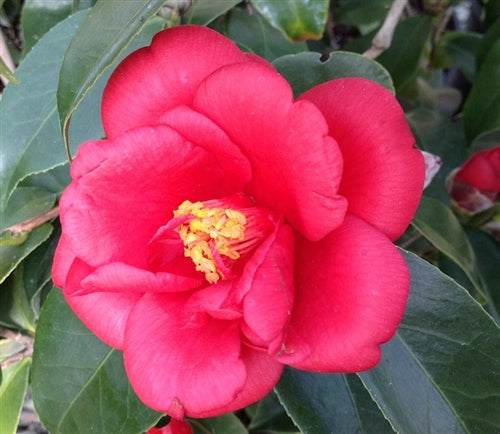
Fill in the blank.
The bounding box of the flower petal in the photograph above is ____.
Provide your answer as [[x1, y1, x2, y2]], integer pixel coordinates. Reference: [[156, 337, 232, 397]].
[[287, 214, 410, 372], [102, 26, 252, 138], [189, 345, 284, 419], [300, 78, 425, 240], [235, 222, 295, 351], [79, 262, 202, 295], [61, 125, 240, 269], [123, 293, 246, 418], [52, 234, 76, 289], [63, 259, 140, 349], [193, 62, 347, 241]]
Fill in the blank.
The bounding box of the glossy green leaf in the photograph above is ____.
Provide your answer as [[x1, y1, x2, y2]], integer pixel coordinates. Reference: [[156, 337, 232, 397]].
[[57, 0, 166, 158], [275, 369, 394, 433], [273, 51, 394, 97], [0, 11, 87, 210], [0, 187, 55, 231], [433, 31, 481, 81], [463, 37, 500, 144], [222, 8, 307, 62], [31, 289, 161, 434], [250, 0, 328, 41], [360, 251, 500, 433], [193, 413, 248, 434], [406, 108, 469, 202], [183, 0, 241, 25], [336, 0, 393, 34], [412, 195, 487, 301], [376, 15, 433, 90], [0, 358, 31, 434], [0, 224, 53, 286], [247, 391, 299, 433], [20, 0, 73, 55], [476, 18, 500, 68]]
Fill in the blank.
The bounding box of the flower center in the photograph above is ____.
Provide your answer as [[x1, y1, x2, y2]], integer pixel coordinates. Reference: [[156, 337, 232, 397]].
[[173, 196, 276, 284]]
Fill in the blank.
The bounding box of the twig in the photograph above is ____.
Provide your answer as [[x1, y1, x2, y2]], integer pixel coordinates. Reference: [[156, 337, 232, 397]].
[[0, 326, 34, 369], [363, 0, 408, 59], [2, 206, 60, 235], [0, 29, 16, 86]]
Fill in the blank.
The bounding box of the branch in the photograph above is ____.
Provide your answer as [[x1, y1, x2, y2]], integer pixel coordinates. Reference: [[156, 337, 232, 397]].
[[363, 0, 408, 59], [2, 206, 59, 235], [0, 326, 34, 369]]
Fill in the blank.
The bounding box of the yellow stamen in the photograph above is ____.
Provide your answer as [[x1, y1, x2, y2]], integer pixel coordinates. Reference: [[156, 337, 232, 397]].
[[174, 201, 247, 284]]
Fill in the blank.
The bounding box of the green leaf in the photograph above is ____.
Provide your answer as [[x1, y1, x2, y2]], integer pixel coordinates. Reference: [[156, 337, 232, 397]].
[[275, 370, 393, 433], [221, 8, 307, 62], [31, 289, 161, 434], [0, 224, 53, 286], [273, 51, 394, 97], [0, 187, 56, 231], [0, 358, 31, 434], [247, 391, 299, 433], [336, 0, 393, 34], [57, 0, 166, 158], [360, 251, 500, 433], [183, 0, 241, 25], [433, 31, 481, 81], [0, 11, 88, 210], [250, 0, 329, 41], [20, 0, 73, 55], [476, 18, 500, 69], [463, 37, 500, 144], [412, 195, 488, 302], [376, 15, 433, 91], [193, 413, 248, 434], [406, 108, 469, 202]]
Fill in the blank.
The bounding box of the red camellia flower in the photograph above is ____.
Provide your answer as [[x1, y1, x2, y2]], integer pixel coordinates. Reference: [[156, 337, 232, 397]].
[[52, 26, 424, 419], [447, 146, 500, 214]]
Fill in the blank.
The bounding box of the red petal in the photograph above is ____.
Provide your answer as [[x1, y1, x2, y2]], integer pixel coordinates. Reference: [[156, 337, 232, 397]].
[[60, 125, 240, 269], [456, 147, 500, 191], [123, 293, 246, 418], [102, 26, 251, 138], [193, 62, 347, 241], [158, 106, 251, 188], [235, 222, 295, 351], [79, 262, 201, 295], [300, 78, 425, 240], [52, 234, 76, 288], [63, 259, 140, 349], [189, 345, 284, 419], [287, 214, 410, 372], [147, 419, 193, 434]]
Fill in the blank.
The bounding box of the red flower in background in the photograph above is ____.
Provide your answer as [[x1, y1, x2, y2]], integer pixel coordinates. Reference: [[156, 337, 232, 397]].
[[448, 147, 500, 214], [52, 26, 424, 419]]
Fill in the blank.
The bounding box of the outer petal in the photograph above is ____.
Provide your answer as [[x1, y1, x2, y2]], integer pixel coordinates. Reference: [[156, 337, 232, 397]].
[[300, 78, 425, 240], [102, 26, 253, 138], [124, 293, 246, 418], [63, 259, 141, 349], [193, 62, 347, 241], [52, 234, 76, 289], [78, 262, 202, 295], [287, 214, 410, 372], [60, 125, 240, 269], [456, 146, 500, 191], [189, 345, 284, 419]]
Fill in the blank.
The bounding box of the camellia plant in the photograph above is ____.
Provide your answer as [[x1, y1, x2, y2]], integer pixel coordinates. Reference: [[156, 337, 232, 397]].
[[0, 1, 499, 434]]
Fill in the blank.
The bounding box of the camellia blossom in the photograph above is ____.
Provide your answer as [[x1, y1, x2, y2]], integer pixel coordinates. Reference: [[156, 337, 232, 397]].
[[447, 146, 500, 214], [52, 25, 425, 420]]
